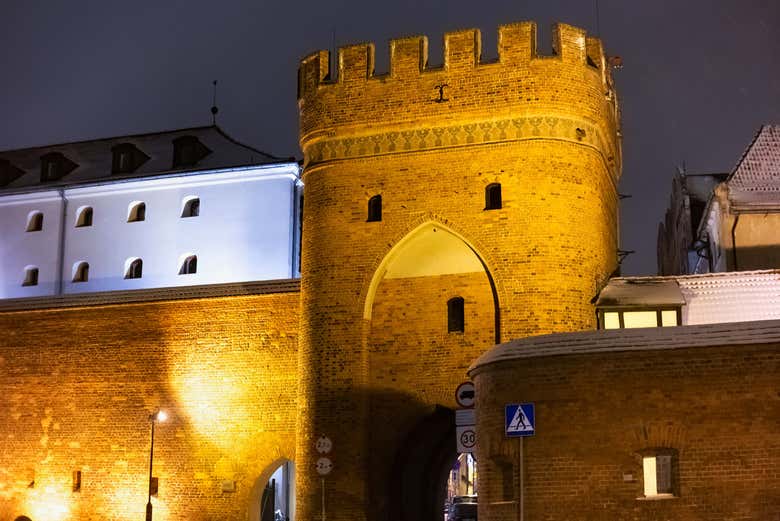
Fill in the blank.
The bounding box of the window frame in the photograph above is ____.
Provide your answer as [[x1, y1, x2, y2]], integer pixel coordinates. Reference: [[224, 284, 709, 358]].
[[178, 255, 198, 275], [367, 194, 382, 222], [638, 448, 678, 500], [181, 197, 200, 218], [26, 211, 44, 232], [447, 296, 465, 333], [127, 201, 146, 222], [22, 266, 39, 287], [75, 206, 93, 227], [485, 183, 502, 210], [125, 258, 143, 279], [72, 262, 89, 283], [597, 306, 682, 329]]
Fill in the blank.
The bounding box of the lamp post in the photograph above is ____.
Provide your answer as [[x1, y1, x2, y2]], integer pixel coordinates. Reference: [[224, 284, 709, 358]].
[[146, 409, 167, 521]]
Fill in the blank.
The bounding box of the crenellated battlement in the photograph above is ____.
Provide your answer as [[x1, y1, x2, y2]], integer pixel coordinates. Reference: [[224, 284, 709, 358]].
[[298, 22, 609, 97]]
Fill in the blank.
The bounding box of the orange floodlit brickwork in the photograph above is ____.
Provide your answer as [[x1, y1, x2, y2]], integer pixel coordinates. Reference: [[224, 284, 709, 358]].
[[0, 20, 622, 521], [0, 291, 299, 521], [296, 21, 620, 521]]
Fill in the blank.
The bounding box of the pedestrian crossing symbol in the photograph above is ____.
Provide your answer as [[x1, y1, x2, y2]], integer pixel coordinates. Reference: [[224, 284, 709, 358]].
[[505, 403, 535, 437]]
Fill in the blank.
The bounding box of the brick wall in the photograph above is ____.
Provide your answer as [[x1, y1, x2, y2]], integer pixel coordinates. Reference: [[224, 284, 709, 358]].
[[296, 21, 621, 521], [0, 291, 299, 521], [472, 343, 780, 521]]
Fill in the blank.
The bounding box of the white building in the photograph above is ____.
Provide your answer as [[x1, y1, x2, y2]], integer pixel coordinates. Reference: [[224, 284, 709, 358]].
[[595, 269, 780, 329], [0, 126, 301, 299]]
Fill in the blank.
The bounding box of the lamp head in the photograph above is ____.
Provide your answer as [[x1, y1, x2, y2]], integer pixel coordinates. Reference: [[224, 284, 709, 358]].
[[151, 410, 168, 422]]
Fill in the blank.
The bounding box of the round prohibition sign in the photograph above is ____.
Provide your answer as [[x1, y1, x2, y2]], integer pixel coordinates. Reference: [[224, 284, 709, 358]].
[[460, 429, 476, 449]]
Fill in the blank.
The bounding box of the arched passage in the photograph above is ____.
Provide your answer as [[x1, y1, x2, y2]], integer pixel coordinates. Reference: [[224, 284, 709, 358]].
[[248, 459, 296, 521], [363, 222, 496, 521]]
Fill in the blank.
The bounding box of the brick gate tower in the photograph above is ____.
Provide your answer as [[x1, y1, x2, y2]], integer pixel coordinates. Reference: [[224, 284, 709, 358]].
[[296, 22, 621, 521]]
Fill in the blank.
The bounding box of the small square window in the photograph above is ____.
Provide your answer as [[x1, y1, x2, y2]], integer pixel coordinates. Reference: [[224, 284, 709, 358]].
[[641, 450, 676, 498]]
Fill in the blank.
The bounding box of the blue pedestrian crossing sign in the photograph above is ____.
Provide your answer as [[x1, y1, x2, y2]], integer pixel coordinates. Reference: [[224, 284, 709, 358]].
[[505, 403, 535, 437]]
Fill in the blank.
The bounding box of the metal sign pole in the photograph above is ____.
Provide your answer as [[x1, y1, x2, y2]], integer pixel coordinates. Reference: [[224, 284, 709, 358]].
[[321, 478, 326, 521]]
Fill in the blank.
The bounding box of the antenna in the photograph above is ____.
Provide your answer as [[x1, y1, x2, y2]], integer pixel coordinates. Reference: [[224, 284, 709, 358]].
[[210, 80, 219, 125]]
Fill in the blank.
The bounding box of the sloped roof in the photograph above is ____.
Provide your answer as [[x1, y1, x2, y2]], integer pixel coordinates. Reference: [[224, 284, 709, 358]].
[[470, 318, 780, 374], [0, 126, 283, 193], [595, 270, 780, 325], [726, 124, 780, 206]]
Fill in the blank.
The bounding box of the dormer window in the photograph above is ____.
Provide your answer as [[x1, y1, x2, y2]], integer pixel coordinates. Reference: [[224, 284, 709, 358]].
[[40, 152, 77, 183], [172, 136, 211, 168], [599, 308, 681, 329], [111, 143, 149, 174], [0, 159, 25, 187]]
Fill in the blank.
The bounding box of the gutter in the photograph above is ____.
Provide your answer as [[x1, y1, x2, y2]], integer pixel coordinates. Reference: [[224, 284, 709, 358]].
[[731, 213, 740, 271], [56, 189, 67, 295]]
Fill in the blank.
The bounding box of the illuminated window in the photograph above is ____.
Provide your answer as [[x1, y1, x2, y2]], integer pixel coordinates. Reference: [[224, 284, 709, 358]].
[[72, 262, 89, 283], [367, 195, 382, 222], [485, 183, 502, 210], [600, 308, 681, 329], [447, 297, 465, 333], [181, 197, 200, 218], [641, 450, 676, 498], [127, 202, 146, 222], [75, 207, 93, 227], [125, 258, 143, 279], [179, 255, 197, 275], [26, 211, 43, 232], [22, 266, 39, 287], [622, 311, 658, 328]]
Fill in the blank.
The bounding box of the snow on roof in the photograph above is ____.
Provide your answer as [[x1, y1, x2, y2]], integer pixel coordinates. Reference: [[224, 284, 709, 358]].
[[595, 278, 684, 307], [726, 124, 780, 207], [0, 279, 300, 313], [596, 270, 780, 324], [469, 318, 780, 374]]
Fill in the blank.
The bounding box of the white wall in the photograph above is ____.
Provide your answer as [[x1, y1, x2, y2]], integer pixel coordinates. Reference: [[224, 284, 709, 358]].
[[0, 163, 301, 299], [62, 164, 300, 293], [0, 191, 64, 298]]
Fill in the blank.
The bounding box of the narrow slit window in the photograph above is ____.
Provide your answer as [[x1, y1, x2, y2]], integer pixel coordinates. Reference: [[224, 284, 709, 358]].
[[128, 202, 146, 222], [485, 183, 502, 210], [76, 207, 93, 227], [447, 296, 465, 333], [26, 211, 43, 232], [125, 258, 143, 279], [181, 197, 200, 218], [72, 470, 82, 492], [179, 255, 197, 275], [72, 262, 89, 283], [23, 266, 39, 287], [367, 195, 382, 222]]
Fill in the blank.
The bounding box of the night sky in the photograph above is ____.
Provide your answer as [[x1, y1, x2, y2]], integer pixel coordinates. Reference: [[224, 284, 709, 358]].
[[2, 1, 778, 275]]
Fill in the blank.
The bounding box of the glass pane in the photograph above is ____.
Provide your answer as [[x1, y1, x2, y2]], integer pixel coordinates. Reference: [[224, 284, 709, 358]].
[[603, 312, 620, 329], [642, 456, 657, 496], [622, 311, 658, 328], [656, 454, 672, 494], [661, 310, 678, 327]]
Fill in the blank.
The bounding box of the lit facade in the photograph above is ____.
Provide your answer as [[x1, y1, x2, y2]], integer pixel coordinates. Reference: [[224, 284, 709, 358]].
[[0, 127, 301, 299]]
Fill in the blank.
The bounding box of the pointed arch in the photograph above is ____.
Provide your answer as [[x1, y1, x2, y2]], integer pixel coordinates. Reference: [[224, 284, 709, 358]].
[[362, 220, 502, 344]]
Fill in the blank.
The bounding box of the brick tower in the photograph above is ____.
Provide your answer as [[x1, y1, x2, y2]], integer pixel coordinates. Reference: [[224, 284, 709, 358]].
[[296, 22, 621, 521]]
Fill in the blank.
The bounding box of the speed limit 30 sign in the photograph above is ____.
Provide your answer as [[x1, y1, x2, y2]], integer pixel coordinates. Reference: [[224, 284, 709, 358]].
[[456, 425, 476, 453]]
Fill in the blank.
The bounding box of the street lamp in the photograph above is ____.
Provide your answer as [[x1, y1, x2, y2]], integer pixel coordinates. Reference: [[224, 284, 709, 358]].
[[146, 409, 167, 521]]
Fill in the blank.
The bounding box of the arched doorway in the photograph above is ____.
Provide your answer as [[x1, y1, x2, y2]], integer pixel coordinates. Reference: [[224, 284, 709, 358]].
[[250, 459, 296, 521], [364, 222, 494, 521]]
